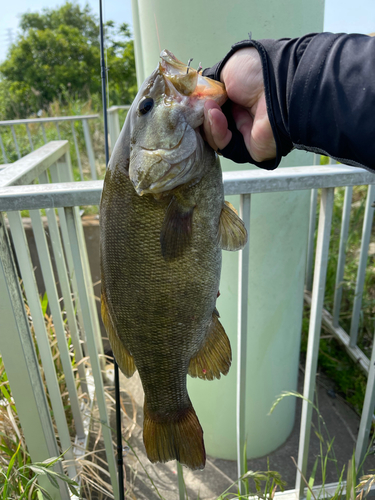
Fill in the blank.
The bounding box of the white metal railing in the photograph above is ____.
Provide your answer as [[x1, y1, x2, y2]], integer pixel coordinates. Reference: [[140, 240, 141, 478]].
[[0, 115, 99, 180], [0, 143, 375, 499], [0, 106, 131, 181], [107, 105, 130, 152], [0, 142, 118, 500], [305, 179, 375, 374]]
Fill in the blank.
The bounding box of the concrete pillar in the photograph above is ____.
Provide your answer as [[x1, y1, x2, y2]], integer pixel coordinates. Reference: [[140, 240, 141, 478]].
[[131, 0, 324, 459]]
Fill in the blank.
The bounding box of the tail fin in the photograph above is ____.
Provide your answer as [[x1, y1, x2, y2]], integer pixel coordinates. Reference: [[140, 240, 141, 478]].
[[143, 401, 206, 470]]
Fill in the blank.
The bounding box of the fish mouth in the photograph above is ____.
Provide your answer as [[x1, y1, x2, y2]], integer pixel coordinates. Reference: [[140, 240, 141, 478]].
[[159, 49, 227, 105]]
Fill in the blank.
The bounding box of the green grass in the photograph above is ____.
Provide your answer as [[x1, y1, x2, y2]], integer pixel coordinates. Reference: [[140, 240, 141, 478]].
[[0, 93, 112, 181], [271, 392, 374, 500]]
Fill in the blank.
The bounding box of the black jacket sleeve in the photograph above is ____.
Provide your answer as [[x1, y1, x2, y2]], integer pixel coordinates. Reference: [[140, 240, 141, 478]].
[[203, 33, 375, 172]]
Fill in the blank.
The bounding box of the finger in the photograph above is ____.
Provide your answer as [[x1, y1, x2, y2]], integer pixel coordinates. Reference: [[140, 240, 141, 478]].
[[232, 100, 276, 162], [202, 100, 221, 150], [232, 103, 254, 151], [203, 101, 232, 151]]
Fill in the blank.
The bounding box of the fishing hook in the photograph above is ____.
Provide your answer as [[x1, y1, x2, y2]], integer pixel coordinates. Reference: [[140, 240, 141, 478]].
[[186, 58, 193, 74]]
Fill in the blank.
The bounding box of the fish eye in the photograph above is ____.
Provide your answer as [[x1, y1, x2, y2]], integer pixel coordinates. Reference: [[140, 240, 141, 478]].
[[138, 97, 154, 115]]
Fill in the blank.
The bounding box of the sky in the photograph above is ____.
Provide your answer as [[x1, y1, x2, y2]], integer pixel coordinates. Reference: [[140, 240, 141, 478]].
[[0, 0, 134, 62], [0, 0, 374, 62]]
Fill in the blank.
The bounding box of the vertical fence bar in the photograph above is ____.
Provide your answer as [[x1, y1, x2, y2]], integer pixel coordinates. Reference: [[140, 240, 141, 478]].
[[6, 211, 77, 481], [305, 155, 320, 291], [0, 133, 8, 163], [70, 121, 84, 181], [305, 188, 318, 291], [29, 208, 85, 439], [25, 124, 34, 151], [49, 161, 87, 356], [64, 206, 119, 500], [236, 193, 251, 493], [296, 187, 334, 497], [177, 462, 185, 500], [57, 153, 105, 365], [45, 205, 89, 395], [82, 118, 97, 180], [55, 122, 62, 139], [40, 170, 88, 396], [355, 331, 375, 469], [11, 125, 21, 159], [0, 213, 68, 500], [108, 108, 121, 154], [41, 123, 48, 144], [332, 186, 353, 327], [350, 184, 375, 347]]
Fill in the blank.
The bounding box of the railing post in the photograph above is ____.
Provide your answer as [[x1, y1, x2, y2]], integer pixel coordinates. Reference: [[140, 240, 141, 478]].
[[305, 155, 320, 291], [305, 188, 318, 291], [332, 185, 353, 327], [0, 213, 68, 500], [108, 107, 121, 154], [41, 123, 48, 144], [0, 133, 8, 163], [355, 331, 375, 469], [350, 184, 375, 346], [70, 121, 84, 180], [25, 123, 34, 151], [296, 187, 334, 497], [236, 193, 251, 494], [11, 124, 21, 159], [82, 118, 97, 180]]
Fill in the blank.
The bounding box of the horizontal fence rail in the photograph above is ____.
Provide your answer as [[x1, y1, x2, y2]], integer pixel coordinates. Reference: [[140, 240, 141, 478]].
[[1, 164, 375, 209], [0, 145, 375, 499]]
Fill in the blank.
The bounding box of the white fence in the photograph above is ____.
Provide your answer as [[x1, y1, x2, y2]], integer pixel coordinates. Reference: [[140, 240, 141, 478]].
[[0, 106, 130, 183], [0, 140, 374, 499]]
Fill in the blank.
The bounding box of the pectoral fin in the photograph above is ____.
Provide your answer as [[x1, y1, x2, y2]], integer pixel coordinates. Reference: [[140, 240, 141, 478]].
[[188, 310, 231, 380], [218, 201, 247, 251], [160, 196, 194, 261], [101, 290, 136, 377]]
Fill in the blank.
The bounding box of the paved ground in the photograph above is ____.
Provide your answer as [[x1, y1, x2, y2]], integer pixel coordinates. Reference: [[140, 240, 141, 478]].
[[93, 362, 375, 500]]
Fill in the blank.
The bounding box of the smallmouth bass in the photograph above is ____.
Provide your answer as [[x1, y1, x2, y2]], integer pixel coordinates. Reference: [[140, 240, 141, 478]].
[[99, 50, 247, 470]]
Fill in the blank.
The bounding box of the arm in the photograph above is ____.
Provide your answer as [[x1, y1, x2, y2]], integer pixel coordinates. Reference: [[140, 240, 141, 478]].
[[203, 33, 375, 171]]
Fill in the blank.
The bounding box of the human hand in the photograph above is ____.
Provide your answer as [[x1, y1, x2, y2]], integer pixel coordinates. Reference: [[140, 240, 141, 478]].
[[203, 47, 277, 163]]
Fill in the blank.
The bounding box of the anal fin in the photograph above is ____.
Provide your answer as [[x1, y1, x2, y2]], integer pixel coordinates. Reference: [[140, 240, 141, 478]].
[[188, 312, 231, 380], [218, 201, 247, 251], [101, 291, 136, 377]]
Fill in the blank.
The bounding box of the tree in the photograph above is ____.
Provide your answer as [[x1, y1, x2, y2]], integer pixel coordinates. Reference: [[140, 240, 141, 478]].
[[0, 2, 137, 119]]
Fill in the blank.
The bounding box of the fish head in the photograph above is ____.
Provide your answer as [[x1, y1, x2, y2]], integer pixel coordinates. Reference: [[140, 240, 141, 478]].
[[112, 50, 226, 196]]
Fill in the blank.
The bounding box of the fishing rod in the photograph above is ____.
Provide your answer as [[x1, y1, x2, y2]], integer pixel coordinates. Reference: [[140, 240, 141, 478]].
[[99, 2, 125, 499]]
